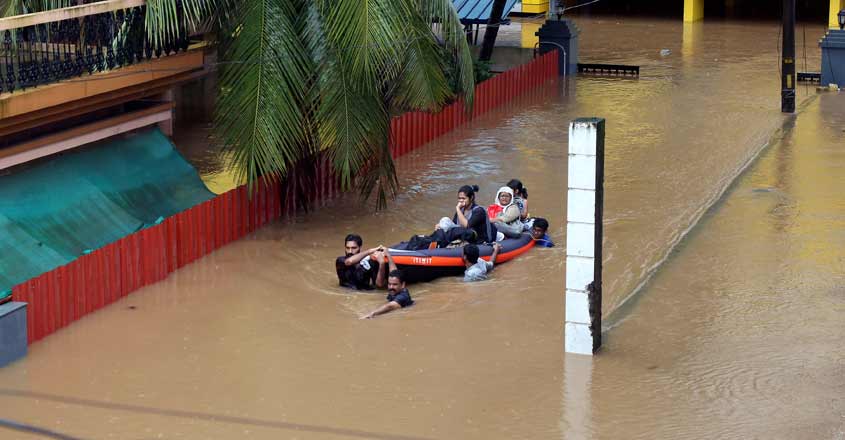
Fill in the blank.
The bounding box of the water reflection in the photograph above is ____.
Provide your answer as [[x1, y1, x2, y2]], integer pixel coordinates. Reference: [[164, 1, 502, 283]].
[[590, 92, 845, 439], [561, 355, 595, 439]]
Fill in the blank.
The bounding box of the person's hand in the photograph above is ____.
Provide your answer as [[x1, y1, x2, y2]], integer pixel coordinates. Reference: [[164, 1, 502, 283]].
[[359, 312, 374, 320], [372, 250, 384, 262], [456, 202, 463, 212], [385, 248, 392, 257], [434, 223, 441, 230], [493, 243, 502, 252]]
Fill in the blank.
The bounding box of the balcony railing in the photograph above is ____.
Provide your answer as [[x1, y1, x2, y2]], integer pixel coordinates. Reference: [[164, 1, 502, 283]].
[[0, 0, 189, 94]]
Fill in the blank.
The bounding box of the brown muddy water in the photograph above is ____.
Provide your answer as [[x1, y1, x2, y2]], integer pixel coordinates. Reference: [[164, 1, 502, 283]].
[[1, 18, 843, 440]]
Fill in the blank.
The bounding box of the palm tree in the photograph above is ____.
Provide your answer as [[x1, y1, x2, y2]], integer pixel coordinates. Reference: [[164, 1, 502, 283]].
[[3, 0, 476, 208]]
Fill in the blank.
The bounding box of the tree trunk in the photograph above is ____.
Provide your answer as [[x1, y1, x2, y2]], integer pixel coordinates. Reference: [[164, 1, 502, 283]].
[[478, 0, 508, 61]]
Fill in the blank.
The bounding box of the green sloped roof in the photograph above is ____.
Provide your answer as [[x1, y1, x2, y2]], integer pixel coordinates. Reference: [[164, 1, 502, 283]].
[[0, 128, 214, 293]]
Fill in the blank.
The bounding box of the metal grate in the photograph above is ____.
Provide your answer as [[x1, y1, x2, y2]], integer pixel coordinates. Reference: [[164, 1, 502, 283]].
[[577, 63, 639, 76], [0, 0, 189, 94]]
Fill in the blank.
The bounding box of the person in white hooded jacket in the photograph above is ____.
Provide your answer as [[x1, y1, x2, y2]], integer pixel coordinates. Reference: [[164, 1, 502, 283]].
[[490, 186, 523, 238]]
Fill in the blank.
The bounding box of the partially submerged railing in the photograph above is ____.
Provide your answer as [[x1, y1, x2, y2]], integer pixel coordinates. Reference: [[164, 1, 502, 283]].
[[0, 0, 188, 94]]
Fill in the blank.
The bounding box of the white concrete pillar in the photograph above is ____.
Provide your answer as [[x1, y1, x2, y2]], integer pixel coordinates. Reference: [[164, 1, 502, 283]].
[[565, 118, 604, 355]]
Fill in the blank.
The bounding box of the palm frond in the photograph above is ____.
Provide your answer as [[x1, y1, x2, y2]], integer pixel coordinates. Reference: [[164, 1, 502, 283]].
[[145, 0, 229, 49], [0, 0, 19, 18], [358, 133, 399, 210], [417, 0, 475, 108], [214, 0, 310, 188], [0, 0, 68, 16], [316, 0, 410, 94], [29, 0, 72, 11], [137, 0, 472, 210], [303, 0, 395, 197], [313, 55, 389, 191], [387, 14, 453, 113]]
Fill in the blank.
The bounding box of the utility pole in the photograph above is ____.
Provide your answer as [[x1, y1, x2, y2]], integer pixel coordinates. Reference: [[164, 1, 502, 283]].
[[781, 0, 796, 113]]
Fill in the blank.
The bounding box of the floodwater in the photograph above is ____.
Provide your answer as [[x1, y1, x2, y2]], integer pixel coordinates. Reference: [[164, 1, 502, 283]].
[[2, 18, 843, 440]]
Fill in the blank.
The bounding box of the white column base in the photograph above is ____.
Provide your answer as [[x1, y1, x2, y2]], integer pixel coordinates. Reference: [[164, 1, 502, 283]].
[[564, 322, 594, 355]]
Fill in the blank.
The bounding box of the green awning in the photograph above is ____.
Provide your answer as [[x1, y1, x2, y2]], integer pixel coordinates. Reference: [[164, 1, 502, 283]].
[[0, 128, 214, 293]]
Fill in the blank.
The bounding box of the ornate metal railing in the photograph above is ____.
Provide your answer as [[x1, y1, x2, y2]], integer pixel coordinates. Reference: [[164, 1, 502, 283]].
[[0, 0, 189, 94]]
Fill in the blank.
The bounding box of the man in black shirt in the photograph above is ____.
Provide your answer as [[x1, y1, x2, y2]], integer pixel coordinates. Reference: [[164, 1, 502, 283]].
[[336, 234, 384, 290], [360, 249, 413, 319]]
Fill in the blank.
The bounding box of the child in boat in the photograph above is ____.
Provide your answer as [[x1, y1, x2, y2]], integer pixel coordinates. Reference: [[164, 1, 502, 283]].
[[489, 186, 523, 238], [507, 179, 529, 222]]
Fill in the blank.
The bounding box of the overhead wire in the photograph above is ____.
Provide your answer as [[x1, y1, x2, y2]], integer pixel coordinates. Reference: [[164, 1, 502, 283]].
[[0, 417, 86, 440]]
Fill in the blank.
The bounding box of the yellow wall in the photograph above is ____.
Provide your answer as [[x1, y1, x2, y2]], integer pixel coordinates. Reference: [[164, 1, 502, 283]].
[[684, 0, 704, 22], [830, 0, 845, 29]]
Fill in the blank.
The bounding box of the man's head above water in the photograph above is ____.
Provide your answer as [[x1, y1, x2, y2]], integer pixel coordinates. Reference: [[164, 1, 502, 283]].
[[344, 234, 364, 257], [462, 244, 480, 266], [530, 218, 549, 240], [387, 269, 406, 294]]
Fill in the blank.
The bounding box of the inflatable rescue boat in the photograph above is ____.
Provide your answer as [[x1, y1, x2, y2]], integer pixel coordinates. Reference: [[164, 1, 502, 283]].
[[386, 233, 535, 282]]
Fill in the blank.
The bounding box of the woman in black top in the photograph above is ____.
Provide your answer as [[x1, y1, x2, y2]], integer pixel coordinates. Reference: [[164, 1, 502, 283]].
[[432, 185, 494, 247]]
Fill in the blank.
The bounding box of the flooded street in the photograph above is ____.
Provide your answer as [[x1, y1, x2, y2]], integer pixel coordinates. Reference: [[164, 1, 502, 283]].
[[1, 18, 843, 439]]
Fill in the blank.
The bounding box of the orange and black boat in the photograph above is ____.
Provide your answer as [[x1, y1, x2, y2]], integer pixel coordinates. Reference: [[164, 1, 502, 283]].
[[386, 233, 536, 282]]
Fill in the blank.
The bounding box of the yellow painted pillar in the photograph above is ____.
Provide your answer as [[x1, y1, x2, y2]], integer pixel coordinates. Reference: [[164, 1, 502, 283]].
[[522, 0, 548, 14], [520, 20, 543, 49], [830, 0, 845, 29], [683, 0, 704, 22]]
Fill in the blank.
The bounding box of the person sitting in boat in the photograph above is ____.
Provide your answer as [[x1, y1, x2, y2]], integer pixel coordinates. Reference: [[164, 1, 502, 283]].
[[530, 218, 554, 248], [430, 185, 495, 248], [462, 242, 502, 282], [336, 234, 384, 290], [361, 250, 413, 319], [507, 179, 529, 222], [489, 186, 523, 239]]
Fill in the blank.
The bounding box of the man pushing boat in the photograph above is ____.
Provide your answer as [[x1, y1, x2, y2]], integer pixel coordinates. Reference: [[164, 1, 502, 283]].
[[336, 234, 384, 290]]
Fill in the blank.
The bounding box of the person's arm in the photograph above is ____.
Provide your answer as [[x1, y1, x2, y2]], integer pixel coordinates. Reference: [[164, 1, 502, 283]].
[[520, 199, 529, 220], [344, 247, 380, 266], [375, 248, 396, 288], [375, 251, 387, 288], [386, 249, 398, 272], [455, 203, 469, 227], [360, 301, 401, 319], [489, 243, 502, 266]]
